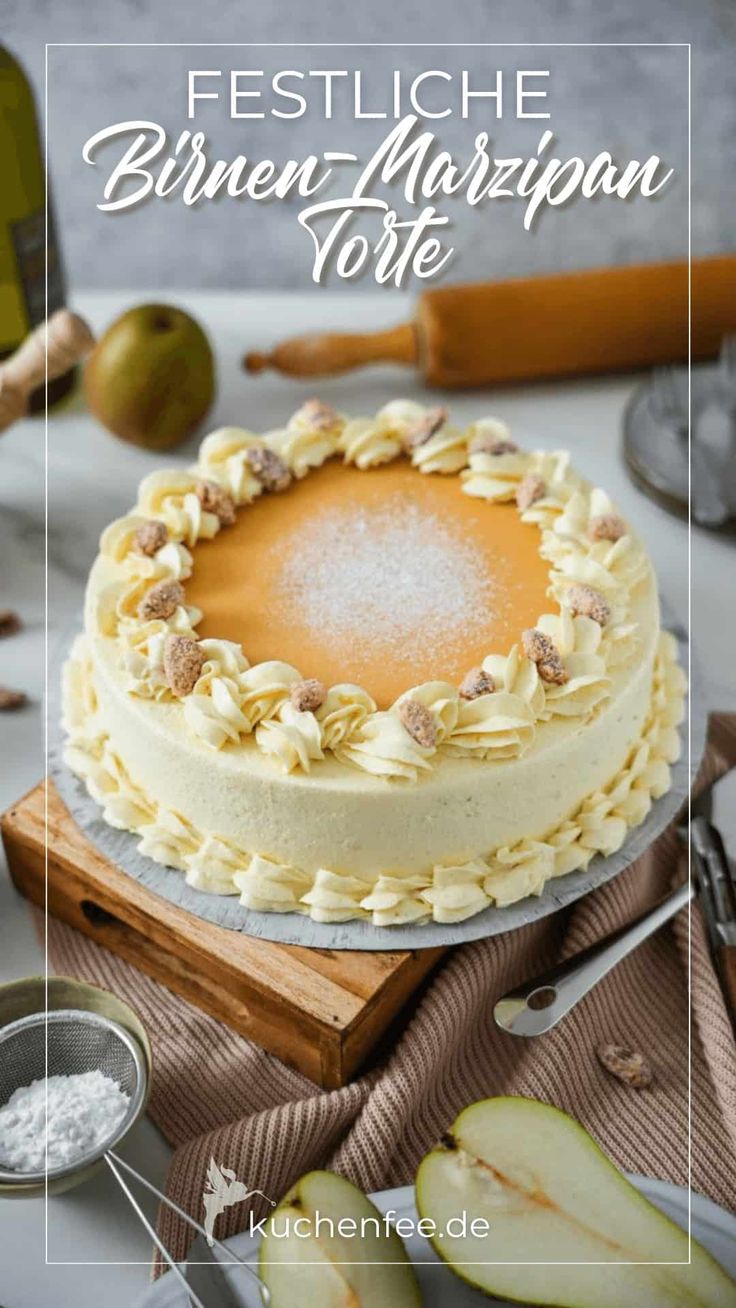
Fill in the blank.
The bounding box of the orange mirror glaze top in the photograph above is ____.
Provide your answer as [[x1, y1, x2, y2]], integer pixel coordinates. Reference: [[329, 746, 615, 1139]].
[[186, 460, 551, 709]]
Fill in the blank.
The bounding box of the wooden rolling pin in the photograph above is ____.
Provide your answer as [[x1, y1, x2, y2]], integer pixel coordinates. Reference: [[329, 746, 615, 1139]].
[[0, 310, 95, 432], [245, 255, 736, 390]]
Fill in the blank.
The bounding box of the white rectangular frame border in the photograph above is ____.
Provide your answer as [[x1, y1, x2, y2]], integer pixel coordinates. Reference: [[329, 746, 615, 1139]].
[[43, 38, 693, 1271]]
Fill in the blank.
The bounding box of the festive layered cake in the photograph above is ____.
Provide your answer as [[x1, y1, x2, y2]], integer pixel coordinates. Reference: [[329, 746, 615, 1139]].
[[63, 400, 686, 926]]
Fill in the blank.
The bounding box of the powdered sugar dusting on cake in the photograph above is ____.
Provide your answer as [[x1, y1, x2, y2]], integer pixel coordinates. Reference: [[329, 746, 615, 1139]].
[[274, 493, 514, 671]]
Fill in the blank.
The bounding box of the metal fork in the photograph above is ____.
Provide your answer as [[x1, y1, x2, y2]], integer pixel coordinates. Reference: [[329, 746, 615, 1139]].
[[718, 333, 736, 401], [649, 366, 729, 527]]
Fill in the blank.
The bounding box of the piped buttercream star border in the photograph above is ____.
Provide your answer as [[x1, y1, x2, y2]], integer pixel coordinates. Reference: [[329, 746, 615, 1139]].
[[86, 400, 652, 782]]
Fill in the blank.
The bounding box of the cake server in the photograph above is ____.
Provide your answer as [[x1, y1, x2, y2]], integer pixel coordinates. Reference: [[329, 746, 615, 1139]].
[[493, 880, 693, 1037]]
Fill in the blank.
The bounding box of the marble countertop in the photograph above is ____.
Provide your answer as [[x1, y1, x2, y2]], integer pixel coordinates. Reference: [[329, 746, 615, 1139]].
[[0, 290, 733, 1306]]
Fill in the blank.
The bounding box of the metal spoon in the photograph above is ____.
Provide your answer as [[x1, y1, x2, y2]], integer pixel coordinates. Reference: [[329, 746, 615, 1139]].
[[493, 881, 693, 1037]]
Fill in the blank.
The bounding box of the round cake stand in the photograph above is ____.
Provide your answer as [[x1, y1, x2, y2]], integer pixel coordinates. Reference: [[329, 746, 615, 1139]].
[[49, 619, 704, 953]]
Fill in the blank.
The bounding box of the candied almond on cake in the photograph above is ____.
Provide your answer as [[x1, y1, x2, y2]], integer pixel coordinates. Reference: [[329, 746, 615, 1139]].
[[137, 579, 185, 622], [134, 520, 168, 556], [565, 583, 611, 626], [163, 634, 205, 697], [296, 398, 340, 431], [588, 513, 627, 542], [521, 628, 569, 685], [290, 678, 327, 712], [196, 479, 236, 525], [246, 445, 292, 492], [516, 473, 546, 512], [469, 434, 519, 456], [398, 698, 438, 749], [404, 406, 448, 451], [459, 666, 495, 700]]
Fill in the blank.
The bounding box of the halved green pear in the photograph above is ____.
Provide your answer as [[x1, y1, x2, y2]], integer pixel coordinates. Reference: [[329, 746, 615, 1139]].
[[259, 1169, 422, 1306], [416, 1097, 736, 1307]]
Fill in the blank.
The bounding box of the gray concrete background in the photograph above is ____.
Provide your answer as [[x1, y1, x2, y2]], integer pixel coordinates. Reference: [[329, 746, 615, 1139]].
[[6, 2, 734, 295]]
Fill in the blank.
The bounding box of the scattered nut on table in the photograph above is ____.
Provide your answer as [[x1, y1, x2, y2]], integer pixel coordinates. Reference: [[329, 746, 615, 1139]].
[[597, 1043, 653, 1089], [0, 687, 28, 711], [0, 609, 21, 638]]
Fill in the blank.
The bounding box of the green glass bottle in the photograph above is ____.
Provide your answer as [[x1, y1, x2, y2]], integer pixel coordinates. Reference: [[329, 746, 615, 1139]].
[[0, 45, 75, 412]]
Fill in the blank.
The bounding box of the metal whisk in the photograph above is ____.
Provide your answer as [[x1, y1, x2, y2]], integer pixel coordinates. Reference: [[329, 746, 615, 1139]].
[[0, 1008, 270, 1305]]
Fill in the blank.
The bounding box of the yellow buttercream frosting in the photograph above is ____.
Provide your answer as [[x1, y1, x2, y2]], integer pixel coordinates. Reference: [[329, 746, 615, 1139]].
[[61, 401, 684, 927]]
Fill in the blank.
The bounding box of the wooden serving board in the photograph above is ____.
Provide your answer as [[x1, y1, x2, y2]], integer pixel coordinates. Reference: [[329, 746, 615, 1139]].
[[1, 781, 446, 1089]]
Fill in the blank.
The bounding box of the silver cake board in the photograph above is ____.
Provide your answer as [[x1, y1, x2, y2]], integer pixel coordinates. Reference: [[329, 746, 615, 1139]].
[[48, 614, 704, 952]]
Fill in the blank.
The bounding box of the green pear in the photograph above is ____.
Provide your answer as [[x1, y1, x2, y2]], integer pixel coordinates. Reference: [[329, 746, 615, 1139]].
[[84, 303, 215, 451], [416, 1097, 736, 1307], [259, 1169, 422, 1307]]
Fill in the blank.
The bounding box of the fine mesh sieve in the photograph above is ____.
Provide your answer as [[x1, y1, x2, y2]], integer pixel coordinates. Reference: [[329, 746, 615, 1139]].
[[0, 1008, 147, 1185], [0, 1005, 270, 1303]]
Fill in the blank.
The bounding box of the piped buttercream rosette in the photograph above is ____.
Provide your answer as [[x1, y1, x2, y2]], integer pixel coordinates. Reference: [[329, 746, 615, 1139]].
[[263, 398, 345, 478], [135, 470, 221, 548], [534, 609, 612, 720], [193, 427, 265, 504], [337, 399, 439, 469], [337, 710, 436, 782]]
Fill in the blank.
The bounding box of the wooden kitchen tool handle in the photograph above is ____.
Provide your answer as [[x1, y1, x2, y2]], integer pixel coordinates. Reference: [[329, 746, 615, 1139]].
[[245, 321, 417, 378], [0, 309, 95, 432], [244, 255, 736, 390]]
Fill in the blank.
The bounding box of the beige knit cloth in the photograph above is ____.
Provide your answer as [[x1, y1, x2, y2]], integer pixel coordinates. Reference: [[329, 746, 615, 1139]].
[[43, 715, 736, 1270]]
